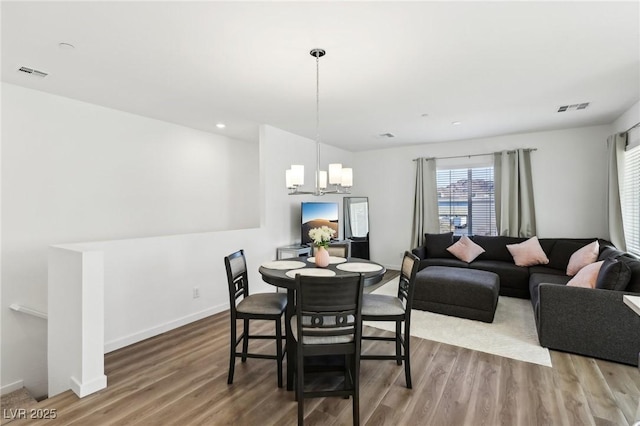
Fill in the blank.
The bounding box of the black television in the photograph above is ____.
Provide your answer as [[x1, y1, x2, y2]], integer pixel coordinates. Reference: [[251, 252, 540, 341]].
[[301, 202, 339, 246]]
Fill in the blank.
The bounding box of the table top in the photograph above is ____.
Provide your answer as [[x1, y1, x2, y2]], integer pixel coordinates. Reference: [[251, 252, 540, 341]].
[[259, 257, 386, 290], [623, 295, 640, 317]]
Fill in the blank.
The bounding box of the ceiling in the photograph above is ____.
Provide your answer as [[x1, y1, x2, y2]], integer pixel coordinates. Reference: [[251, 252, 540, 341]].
[[2, 1, 639, 152]]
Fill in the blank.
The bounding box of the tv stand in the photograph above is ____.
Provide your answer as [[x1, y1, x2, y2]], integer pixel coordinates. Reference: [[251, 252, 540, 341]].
[[276, 245, 311, 260]]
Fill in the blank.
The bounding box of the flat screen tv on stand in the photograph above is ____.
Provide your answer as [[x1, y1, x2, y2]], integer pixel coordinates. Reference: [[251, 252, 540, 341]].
[[301, 202, 339, 246]]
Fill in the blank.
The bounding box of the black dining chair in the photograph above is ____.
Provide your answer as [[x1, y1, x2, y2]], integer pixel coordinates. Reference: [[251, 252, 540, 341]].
[[311, 242, 350, 258], [224, 249, 287, 387], [292, 273, 364, 426], [361, 251, 420, 388]]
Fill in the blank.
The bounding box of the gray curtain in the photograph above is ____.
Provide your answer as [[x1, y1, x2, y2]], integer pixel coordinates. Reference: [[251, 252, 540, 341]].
[[344, 197, 353, 239], [411, 158, 439, 248], [494, 149, 537, 237], [606, 133, 627, 250]]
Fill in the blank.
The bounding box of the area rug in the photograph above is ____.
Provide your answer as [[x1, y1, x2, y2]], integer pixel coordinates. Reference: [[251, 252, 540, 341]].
[[365, 278, 552, 367]]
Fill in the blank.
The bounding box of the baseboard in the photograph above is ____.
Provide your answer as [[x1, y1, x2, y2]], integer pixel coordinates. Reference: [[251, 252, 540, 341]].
[[104, 304, 227, 353], [384, 263, 401, 272], [1, 379, 24, 395], [70, 374, 107, 398]]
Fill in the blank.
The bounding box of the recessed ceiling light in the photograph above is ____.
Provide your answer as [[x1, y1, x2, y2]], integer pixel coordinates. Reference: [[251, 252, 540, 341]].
[[216, 123, 226, 129], [58, 42, 75, 50], [451, 121, 462, 126]]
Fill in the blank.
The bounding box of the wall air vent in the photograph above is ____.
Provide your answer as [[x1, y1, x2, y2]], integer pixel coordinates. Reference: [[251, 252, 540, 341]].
[[18, 66, 48, 78], [379, 132, 396, 138], [557, 102, 589, 112]]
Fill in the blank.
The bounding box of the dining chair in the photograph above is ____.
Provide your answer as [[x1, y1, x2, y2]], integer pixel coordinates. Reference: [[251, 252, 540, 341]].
[[311, 242, 350, 258], [292, 273, 364, 426], [224, 249, 287, 387], [361, 251, 420, 388]]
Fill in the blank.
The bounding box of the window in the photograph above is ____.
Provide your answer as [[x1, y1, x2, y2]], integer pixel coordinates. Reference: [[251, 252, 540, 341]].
[[437, 166, 497, 236], [623, 144, 640, 256]]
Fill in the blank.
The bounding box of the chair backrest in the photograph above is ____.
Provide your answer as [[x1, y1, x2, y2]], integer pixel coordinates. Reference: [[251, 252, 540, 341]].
[[294, 273, 364, 353], [398, 251, 420, 311], [224, 249, 249, 309], [312, 242, 350, 258]]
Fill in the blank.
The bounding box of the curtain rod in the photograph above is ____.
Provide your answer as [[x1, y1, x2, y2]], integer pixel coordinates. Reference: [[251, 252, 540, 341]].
[[626, 121, 640, 133], [412, 148, 537, 162]]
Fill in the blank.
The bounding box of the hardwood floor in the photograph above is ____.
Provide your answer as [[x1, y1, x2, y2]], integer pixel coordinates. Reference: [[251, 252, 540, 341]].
[[6, 311, 639, 425]]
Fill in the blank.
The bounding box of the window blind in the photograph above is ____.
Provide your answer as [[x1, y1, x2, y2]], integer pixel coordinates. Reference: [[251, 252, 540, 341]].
[[436, 166, 497, 236], [623, 145, 640, 256]]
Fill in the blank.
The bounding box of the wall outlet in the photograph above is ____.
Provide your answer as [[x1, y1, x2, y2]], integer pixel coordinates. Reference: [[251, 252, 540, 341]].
[[193, 287, 200, 299]]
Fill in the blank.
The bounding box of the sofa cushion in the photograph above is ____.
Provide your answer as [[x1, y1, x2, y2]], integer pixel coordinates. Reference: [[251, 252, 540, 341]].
[[470, 260, 530, 298], [596, 257, 632, 291], [537, 239, 558, 259], [567, 261, 604, 288], [598, 245, 624, 262], [419, 258, 469, 271], [547, 239, 594, 271], [617, 254, 640, 293], [506, 236, 550, 267], [528, 266, 567, 276], [566, 240, 599, 276], [446, 235, 485, 263], [424, 232, 455, 259], [472, 235, 526, 262], [529, 273, 571, 310]]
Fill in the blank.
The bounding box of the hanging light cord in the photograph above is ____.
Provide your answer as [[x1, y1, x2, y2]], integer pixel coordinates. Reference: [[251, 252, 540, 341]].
[[315, 51, 321, 193]]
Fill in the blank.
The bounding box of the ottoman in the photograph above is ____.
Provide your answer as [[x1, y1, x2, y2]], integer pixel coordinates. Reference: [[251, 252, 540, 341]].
[[413, 266, 500, 323]]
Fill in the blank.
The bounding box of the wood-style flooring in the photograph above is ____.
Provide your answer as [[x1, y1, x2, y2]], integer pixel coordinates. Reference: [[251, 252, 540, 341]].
[[5, 310, 640, 426]]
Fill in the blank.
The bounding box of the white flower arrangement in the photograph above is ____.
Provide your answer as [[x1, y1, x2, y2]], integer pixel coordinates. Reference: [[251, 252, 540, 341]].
[[308, 226, 336, 248]]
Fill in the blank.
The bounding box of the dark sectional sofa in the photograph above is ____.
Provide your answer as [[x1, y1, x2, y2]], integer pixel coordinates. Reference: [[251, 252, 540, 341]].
[[411, 233, 640, 366]]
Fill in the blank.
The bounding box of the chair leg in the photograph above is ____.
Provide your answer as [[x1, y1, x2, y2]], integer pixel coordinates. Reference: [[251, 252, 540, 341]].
[[276, 316, 283, 388], [242, 319, 249, 362], [344, 355, 351, 399], [395, 321, 402, 365], [404, 319, 412, 389], [297, 347, 305, 425], [228, 317, 236, 384], [353, 355, 360, 426]]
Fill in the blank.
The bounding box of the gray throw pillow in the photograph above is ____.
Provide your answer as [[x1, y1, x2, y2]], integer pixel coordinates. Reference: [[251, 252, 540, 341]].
[[595, 257, 632, 291]]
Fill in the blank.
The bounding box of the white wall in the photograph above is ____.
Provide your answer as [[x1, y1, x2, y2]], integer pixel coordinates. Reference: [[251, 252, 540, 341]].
[[1, 83, 259, 397], [612, 100, 640, 134], [354, 125, 613, 269]]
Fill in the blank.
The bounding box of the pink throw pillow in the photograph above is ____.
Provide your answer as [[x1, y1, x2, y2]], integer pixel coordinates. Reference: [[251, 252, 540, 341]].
[[506, 236, 549, 267], [566, 241, 599, 276], [446, 235, 485, 263], [567, 261, 604, 288]]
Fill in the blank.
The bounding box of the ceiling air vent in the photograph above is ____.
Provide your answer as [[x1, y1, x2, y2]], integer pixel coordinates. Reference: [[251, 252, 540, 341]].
[[379, 132, 396, 138], [557, 102, 589, 112], [18, 66, 48, 78]]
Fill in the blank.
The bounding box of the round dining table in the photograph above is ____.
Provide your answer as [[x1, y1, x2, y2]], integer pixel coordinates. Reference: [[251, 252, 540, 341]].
[[259, 256, 386, 390]]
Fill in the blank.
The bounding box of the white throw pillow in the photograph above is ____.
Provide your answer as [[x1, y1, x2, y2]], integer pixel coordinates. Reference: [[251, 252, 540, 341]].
[[506, 236, 549, 267], [567, 261, 604, 288], [566, 240, 599, 276], [446, 235, 485, 263]]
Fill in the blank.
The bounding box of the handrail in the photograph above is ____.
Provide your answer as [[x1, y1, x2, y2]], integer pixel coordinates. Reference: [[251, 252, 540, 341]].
[[9, 303, 48, 320]]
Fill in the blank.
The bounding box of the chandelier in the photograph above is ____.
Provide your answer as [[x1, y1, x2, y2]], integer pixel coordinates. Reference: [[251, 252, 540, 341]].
[[286, 49, 353, 195]]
